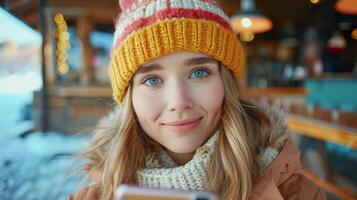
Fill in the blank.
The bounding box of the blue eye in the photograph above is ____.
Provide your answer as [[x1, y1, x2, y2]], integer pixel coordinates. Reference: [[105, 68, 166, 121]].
[[190, 68, 210, 79], [143, 76, 162, 87]]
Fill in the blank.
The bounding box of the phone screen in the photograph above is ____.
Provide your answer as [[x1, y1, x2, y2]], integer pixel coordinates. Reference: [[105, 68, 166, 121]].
[[116, 185, 217, 200]]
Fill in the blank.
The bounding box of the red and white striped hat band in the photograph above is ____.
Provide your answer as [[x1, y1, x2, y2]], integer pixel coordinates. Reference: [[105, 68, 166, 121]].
[[113, 0, 232, 50]]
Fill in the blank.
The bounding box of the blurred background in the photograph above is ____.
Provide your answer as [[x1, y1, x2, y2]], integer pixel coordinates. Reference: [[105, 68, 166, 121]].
[[0, 0, 356, 199]]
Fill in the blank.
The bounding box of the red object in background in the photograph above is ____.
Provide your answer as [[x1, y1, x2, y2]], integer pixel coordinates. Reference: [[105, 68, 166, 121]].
[[326, 32, 346, 54]]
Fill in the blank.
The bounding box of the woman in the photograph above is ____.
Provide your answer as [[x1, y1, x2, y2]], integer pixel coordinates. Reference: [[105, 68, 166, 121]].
[[70, 0, 326, 199]]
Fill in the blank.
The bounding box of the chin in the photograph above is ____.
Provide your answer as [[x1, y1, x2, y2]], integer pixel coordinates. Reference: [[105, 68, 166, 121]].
[[169, 147, 196, 154], [166, 142, 202, 154]]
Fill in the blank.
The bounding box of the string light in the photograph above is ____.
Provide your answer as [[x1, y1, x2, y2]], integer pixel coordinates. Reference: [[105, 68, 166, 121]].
[[54, 13, 70, 75]]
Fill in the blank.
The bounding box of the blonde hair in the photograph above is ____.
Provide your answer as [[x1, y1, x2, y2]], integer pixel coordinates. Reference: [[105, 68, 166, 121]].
[[74, 63, 279, 200]]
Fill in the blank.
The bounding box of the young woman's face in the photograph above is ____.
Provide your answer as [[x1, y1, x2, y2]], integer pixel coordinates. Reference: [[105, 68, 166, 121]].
[[132, 51, 224, 156]]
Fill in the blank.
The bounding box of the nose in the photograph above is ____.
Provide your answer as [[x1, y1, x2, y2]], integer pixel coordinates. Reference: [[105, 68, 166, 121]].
[[166, 81, 194, 112]]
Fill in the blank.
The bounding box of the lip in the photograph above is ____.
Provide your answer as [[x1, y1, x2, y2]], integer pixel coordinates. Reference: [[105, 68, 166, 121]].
[[163, 117, 202, 133]]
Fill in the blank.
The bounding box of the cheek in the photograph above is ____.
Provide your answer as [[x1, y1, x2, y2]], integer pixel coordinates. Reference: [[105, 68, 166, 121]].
[[211, 82, 225, 109], [132, 88, 162, 126], [193, 79, 224, 113]]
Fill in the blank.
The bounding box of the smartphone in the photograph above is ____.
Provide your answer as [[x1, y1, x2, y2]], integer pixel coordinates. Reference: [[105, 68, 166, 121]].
[[116, 185, 218, 200]]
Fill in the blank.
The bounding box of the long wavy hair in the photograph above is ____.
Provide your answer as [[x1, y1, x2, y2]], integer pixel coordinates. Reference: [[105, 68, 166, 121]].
[[74, 63, 283, 200]]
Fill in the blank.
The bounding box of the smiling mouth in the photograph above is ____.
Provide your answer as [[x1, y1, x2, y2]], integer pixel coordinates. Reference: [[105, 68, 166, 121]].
[[162, 117, 203, 133], [163, 117, 203, 126]]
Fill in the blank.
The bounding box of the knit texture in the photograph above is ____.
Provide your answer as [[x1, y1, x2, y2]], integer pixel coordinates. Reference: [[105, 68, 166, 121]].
[[137, 131, 279, 191], [108, 0, 245, 103], [257, 147, 279, 172]]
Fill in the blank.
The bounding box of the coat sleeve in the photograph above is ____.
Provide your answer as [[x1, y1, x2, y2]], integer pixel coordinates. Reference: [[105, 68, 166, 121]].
[[278, 173, 326, 200], [250, 180, 285, 200]]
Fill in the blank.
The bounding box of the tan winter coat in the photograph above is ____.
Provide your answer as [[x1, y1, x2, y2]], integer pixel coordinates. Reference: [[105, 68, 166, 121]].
[[69, 105, 326, 200]]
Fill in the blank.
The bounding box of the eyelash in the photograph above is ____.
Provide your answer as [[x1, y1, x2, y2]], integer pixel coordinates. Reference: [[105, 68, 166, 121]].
[[140, 67, 211, 87], [141, 75, 161, 87], [190, 67, 211, 79]]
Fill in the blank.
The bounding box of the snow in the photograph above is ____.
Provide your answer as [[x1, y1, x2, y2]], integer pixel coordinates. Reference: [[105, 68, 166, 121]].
[[0, 71, 42, 94], [0, 129, 90, 200], [0, 89, 90, 199]]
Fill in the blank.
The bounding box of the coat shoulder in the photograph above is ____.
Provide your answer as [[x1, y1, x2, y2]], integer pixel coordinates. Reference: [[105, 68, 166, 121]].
[[252, 139, 326, 200]]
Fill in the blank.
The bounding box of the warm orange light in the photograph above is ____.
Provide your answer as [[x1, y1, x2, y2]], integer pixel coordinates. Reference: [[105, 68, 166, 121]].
[[230, 0, 273, 34], [335, 0, 357, 15], [310, 0, 320, 4], [352, 28, 357, 40], [240, 32, 255, 42], [230, 16, 273, 33], [241, 17, 252, 28]]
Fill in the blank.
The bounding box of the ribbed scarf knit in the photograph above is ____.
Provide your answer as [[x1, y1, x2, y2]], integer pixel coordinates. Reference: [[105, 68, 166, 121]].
[[137, 132, 279, 191]]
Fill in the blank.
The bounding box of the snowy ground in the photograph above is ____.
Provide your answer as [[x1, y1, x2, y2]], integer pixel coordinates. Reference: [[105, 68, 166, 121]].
[[0, 92, 90, 200]]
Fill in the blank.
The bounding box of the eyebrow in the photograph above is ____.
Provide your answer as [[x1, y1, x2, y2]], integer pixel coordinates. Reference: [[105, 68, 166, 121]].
[[136, 63, 162, 74], [136, 56, 217, 74], [184, 56, 217, 66]]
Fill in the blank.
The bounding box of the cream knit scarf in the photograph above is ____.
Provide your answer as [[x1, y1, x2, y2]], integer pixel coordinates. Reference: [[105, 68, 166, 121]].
[[137, 132, 279, 191]]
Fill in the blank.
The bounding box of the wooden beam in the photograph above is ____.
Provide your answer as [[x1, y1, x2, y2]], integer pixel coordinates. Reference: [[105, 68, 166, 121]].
[[302, 170, 356, 200], [45, 6, 117, 19], [243, 87, 307, 97], [77, 16, 95, 85], [287, 114, 357, 148], [46, 0, 116, 8]]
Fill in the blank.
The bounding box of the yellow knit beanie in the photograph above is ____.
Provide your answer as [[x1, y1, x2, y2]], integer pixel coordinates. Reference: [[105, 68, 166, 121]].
[[108, 0, 245, 103]]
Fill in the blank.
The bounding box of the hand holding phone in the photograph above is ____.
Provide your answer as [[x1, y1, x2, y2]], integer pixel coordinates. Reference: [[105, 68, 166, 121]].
[[116, 185, 218, 200]]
